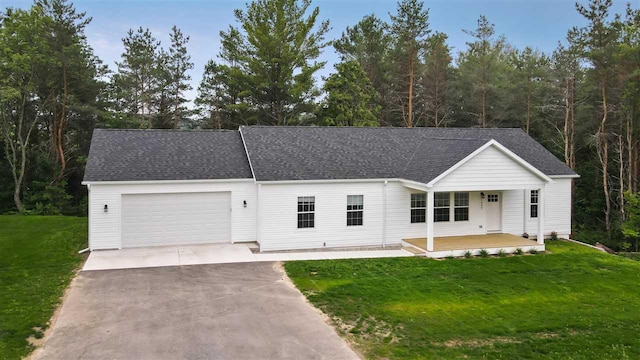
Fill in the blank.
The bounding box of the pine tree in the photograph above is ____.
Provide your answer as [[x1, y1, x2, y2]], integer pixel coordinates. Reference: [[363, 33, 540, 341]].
[[389, 0, 431, 128], [234, 0, 329, 124], [455, 15, 506, 127], [113, 27, 160, 128], [321, 61, 380, 126], [334, 14, 392, 125], [422, 32, 452, 127], [166, 26, 193, 129]]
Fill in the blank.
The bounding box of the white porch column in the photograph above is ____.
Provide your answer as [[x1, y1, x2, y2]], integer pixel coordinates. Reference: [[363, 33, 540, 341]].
[[426, 190, 434, 251], [537, 185, 545, 244]]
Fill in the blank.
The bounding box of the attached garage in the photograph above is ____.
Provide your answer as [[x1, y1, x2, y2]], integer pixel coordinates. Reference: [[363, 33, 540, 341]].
[[121, 192, 231, 248], [82, 129, 256, 250]]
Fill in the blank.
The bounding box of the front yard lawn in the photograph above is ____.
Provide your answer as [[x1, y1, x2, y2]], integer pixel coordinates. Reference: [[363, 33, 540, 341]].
[[0, 216, 87, 360], [286, 241, 640, 359]]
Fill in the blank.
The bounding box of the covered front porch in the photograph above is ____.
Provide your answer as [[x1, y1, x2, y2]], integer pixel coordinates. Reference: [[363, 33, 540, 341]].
[[404, 233, 544, 258]]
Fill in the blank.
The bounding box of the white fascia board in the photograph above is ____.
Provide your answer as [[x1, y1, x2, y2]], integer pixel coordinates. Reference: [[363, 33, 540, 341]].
[[400, 180, 431, 191], [81, 178, 254, 186], [238, 126, 258, 182], [426, 139, 554, 187], [256, 178, 401, 185], [549, 174, 580, 179]]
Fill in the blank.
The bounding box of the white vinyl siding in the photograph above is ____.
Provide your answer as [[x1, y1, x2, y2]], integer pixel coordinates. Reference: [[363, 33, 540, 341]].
[[259, 182, 387, 251], [434, 145, 545, 191], [87, 180, 256, 250], [87, 176, 574, 251], [121, 192, 231, 248]]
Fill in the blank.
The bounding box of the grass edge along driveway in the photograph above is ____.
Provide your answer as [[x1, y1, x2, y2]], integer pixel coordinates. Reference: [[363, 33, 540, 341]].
[[285, 241, 640, 359], [0, 216, 87, 360]]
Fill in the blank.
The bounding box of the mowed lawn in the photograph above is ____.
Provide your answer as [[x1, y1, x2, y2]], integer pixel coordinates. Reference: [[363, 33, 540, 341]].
[[286, 241, 640, 359], [0, 216, 87, 360]]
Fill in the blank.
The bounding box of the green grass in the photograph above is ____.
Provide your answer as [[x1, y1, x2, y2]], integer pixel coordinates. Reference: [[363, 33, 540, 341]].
[[285, 241, 640, 359], [0, 215, 87, 360]]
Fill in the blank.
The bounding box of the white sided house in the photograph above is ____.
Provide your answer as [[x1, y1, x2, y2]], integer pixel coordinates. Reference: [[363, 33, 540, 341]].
[[82, 127, 578, 257]]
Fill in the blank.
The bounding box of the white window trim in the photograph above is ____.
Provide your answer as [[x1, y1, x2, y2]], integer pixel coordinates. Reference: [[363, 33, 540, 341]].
[[297, 196, 315, 229], [454, 192, 470, 222], [530, 190, 539, 218], [410, 193, 427, 224], [346, 195, 364, 227], [434, 192, 451, 223]]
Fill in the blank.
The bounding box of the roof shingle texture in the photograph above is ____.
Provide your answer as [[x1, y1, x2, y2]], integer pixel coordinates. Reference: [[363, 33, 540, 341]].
[[240, 126, 576, 183], [83, 129, 253, 181]]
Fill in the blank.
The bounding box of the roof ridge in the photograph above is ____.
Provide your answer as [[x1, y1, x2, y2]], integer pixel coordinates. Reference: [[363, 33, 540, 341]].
[[242, 125, 523, 130], [94, 128, 239, 132]]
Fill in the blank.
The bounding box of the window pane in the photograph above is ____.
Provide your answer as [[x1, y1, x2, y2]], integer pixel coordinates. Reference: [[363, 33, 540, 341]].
[[488, 194, 499, 202], [347, 195, 363, 206], [411, 209, 426, 223], [454, 192, 469, 207], [347, 210, 363, 226], [454, 207, 469, 221], [530, 190, 539, 204], [531, 204, 538, 218], [434, 192, 450, 207], [411, 193, 426, 208], [297, 213, 315, 228], [434, 208, 450, 222], [297, 196, 315, 228]]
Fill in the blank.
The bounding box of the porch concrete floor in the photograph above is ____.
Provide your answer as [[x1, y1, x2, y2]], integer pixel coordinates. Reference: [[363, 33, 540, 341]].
[[404, 233, 538, 252]]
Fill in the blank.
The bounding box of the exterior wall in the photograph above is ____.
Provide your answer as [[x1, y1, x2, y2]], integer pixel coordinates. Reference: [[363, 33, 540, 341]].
[[258, 182, 388, 251], [87, 180, 257, 250], [258, 182, 528, 251], [87, 176, 573, 251], [434, 145, 545, 191], [526, 178, 573, 237]]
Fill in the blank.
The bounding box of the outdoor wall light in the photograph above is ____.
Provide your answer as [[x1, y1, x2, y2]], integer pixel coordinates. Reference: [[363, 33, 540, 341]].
[[104, 204, 108, 212], [480, 192, 485, 199], [243, 200, 247, 208]]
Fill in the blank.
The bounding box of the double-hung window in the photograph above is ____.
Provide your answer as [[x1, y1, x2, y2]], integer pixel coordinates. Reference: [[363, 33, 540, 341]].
[[346, 195, 364, 226], [410, 193, 427, 223], [454, 192, 469, 221], [530, 190, 539, 218], [297, 196, 315, 228], [434, 192, 450, 222]]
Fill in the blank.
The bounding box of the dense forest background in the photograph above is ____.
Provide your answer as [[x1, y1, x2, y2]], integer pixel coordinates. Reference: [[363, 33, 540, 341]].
[[0, 0, 638, 249]]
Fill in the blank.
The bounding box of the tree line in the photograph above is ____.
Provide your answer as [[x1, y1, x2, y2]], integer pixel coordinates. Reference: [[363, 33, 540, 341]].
[[0, 0, 638, 249]]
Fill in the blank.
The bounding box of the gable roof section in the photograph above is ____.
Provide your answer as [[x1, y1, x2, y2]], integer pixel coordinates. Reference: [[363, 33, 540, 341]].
[[83, 129, 253, 182], [240, 126, 576, 184], [426, 139, 553, 187]]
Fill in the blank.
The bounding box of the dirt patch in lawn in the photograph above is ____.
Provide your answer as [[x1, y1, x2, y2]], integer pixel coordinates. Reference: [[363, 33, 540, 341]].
[[434, 336, 521, 348]]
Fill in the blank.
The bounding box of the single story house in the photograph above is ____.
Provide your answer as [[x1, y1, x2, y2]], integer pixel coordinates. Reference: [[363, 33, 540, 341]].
[[82, 126, 578, 256]]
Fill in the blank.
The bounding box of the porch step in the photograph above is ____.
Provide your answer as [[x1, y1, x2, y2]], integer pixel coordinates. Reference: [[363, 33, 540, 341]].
[[402, 246, 426, 256]]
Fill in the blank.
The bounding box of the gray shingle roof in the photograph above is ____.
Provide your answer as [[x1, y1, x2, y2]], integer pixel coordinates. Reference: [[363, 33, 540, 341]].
[[83, 126, 576, 183], [83, 129, 253, 182], [239, 126, 577, 183]]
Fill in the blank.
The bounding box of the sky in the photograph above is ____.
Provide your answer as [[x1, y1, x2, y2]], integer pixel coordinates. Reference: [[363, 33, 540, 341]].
[[2, 0, 637, 104]]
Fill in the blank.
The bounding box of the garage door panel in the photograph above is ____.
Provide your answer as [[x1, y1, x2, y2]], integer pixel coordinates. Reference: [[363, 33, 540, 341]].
[[121, 192, 231, 248]]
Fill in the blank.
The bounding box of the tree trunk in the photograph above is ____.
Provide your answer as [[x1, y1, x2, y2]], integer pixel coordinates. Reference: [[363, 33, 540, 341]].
[[407, 56, 414, 128], [56, 66, 68, 181], [599, 81, 611, 234], [481, 79, 487, 128], [526, 82, 531, 134], [563, 78, 570, 166], [619, 134, 625, 220]]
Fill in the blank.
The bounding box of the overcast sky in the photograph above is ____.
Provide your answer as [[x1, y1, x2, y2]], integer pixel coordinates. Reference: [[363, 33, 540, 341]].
[[3, 0, 636, 104]]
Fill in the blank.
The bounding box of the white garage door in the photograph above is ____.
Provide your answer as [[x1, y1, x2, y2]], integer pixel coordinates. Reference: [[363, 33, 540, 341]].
[[121, 192, 231, 248]]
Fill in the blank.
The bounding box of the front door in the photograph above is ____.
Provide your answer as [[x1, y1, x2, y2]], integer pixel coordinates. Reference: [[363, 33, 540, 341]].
[[486, 193, 502, 233]]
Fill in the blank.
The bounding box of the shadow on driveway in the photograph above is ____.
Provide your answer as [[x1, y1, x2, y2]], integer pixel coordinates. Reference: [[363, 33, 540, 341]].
[[35, 262, 358, 360]]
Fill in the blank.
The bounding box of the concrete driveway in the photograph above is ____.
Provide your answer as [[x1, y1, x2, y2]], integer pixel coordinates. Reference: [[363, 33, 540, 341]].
[[35, 262, 358, 360]]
